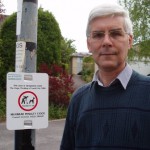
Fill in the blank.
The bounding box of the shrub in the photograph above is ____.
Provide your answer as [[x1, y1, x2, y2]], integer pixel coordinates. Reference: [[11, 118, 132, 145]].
[[49, 104, 67, 119], [82, 56, 94, 82], [0, 89, 6, 121], [39, 63, 74, 107]]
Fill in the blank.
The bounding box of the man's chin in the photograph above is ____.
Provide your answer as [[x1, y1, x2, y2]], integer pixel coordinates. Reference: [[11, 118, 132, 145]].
[[98, 62, 118, 72]]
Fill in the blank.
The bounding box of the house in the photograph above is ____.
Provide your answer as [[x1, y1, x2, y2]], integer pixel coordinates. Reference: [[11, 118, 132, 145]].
[[70, 52, 91, 75]]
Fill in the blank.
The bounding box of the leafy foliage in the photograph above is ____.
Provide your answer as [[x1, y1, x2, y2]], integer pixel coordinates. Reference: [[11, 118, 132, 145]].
[[0, 0, 5, 15], [49, 104, 67, 119], [61, 38, 76, 64], [81, 56, 94, 82], [0, 39, 3, 68], [37, 8, 62, 67], [0, 13, 16, 89], [0, 89, 6, 120], [119, 0, 150, 60], [39, 63, 74, 107]]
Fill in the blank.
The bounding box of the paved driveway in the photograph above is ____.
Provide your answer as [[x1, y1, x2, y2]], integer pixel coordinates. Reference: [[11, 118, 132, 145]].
[[72, 74, 86, 90], [0, 119, 65, 150]]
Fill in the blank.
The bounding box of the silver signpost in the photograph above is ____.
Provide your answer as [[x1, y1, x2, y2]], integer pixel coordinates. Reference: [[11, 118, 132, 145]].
[[15, 0, 38, 149], [6, 1, 49, 149]]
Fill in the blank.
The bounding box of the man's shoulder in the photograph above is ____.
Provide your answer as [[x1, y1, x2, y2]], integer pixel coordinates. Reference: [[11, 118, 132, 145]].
[[68, 82, 93, 111], [72, 82, 92, 98], [131, 70, 150, 85]]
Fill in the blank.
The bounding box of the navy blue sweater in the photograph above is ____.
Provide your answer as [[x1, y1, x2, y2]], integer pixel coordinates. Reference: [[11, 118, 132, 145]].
[[60, 71, 150, 150]]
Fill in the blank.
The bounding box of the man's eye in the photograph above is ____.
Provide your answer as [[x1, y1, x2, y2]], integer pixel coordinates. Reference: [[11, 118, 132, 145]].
[[110, 31, 123, 37], [92, 32, 104, 39]]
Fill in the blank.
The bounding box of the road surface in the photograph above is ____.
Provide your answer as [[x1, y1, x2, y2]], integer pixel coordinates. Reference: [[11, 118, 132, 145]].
[[0, 119, 65, 150]]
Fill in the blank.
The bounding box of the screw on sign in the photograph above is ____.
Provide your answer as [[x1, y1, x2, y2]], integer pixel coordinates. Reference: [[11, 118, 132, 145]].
[[18, 91, 38, 111]]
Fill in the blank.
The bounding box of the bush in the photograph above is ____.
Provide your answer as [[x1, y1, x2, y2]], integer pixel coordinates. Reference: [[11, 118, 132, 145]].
[[39, 63, 74, 107], [0, 89, 6, 121], [82, 56, 94, 82], [49, 104, 67, 119]]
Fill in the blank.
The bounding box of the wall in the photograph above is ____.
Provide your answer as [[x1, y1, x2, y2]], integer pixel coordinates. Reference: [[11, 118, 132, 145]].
[[129, 61, 150, 76], [95, 61, 150, 76], [71, 56, 83, 74]]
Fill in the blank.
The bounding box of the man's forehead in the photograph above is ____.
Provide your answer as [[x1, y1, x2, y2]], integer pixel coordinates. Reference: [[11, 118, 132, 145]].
[[89, 16, 125, 29]]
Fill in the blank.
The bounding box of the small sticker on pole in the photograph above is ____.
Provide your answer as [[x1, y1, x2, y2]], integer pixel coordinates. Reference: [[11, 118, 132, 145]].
[[15, 41, 26, 72]]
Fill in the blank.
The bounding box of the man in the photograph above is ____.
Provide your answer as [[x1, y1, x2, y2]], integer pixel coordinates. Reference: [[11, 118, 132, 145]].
[[60, 3, 150, 150]]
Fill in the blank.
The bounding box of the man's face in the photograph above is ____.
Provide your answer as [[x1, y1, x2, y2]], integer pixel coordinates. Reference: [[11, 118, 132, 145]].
[[87, 16, 133, 72]]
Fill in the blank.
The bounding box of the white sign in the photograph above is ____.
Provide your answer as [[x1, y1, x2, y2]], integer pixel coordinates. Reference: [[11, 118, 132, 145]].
[[15, 41, 26, 72], [6, 72, 49, 130]]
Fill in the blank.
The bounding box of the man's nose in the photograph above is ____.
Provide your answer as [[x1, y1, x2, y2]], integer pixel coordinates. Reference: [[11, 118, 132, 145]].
[[101, 33, 113, 47]]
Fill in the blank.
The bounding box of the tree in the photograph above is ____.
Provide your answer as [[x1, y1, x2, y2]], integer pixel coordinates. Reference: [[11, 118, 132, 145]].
[[0, 0, 6, 118], [0, 8, 62, 89], [0, 13, 16, 89], [0, 0, 5, 15], [37, 8, 62, 67], [119, 0, 150, 61], [0, 0, 4, 70], [61, 38, 76, 70]]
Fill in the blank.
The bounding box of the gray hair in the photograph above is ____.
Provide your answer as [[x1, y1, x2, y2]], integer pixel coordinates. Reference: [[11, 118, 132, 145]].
[[86, 3, 133, 37]]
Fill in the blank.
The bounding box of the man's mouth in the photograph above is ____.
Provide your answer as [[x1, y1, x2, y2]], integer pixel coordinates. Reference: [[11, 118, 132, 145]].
[[99, 52, 117, 56]]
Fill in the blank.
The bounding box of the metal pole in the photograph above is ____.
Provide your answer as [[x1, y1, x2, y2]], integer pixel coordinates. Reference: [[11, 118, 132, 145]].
[[15, 0, 38, 149]]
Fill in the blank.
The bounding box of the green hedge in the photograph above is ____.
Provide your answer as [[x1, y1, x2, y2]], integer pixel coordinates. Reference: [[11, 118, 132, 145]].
[[0, 90, 6, 122]]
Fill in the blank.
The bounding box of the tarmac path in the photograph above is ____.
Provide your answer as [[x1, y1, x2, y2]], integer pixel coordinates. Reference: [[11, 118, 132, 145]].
[[0, 119, 65, 150]]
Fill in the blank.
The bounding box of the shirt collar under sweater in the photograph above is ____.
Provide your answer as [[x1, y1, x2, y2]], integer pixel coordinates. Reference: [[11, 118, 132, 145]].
[[92, 64, 133, 89]]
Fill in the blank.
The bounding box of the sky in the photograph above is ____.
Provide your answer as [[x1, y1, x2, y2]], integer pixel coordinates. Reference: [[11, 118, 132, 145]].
[[3, 0, 118, 52]]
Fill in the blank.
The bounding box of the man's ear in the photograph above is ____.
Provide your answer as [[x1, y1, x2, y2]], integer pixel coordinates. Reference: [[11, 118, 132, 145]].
[[87, 38, 92, 53], [128, 35, 133, 49]]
